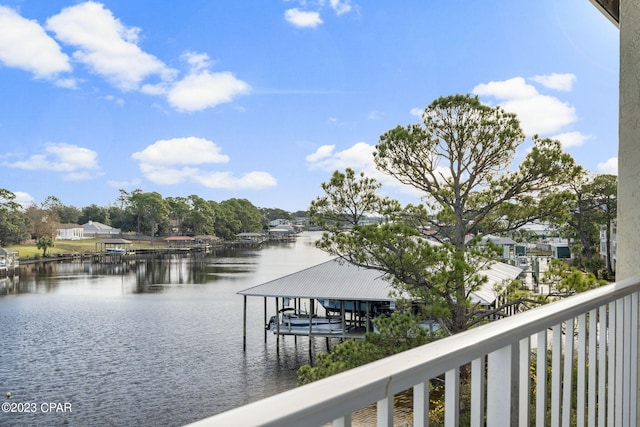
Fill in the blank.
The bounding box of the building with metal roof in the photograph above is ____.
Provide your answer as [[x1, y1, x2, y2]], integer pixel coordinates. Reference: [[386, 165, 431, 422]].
[[239, 259, 395, 302], [82, 220, 121, 237], [238, 258, 523, 347], [239, 258, 522, 305]]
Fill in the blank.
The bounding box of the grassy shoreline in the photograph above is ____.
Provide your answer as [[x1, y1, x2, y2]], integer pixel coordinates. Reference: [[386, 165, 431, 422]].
[[6, 238, 167, 260]]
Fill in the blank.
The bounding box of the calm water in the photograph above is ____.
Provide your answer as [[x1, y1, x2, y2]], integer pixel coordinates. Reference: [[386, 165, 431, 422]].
[[0, 232, 334, 427]]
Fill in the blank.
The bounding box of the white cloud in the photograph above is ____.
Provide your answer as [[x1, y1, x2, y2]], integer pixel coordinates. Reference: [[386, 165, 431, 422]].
[[132, 136, 276, 190], [64, 171, 95, 181], [182, 51, 213, 73], [0, 6, 71, 79], [285, 8, 323, 28], [3, 142, 100, 180], [55, 78, 78, 89], [597, 157, 618, 175], [140, 83, 167, 96], [307, 141, 374, 171], [551, 131, 591, 149], [12, 191, 35, 208], [368, 110, 383, 120], [103, 94, 125, 106], [2, 4, 249, 112], [283, 1, 355, 27], [473, 77, 538, 100], [473, 76, 577, 136], [45, 1, 175, 91], [306, 142, 380, 185], [409, 107, 424, 118], [530, 73, 576, 91], [107, 178, 141, 189], [305, 141, 424, 199], [138, 164, 199, 185], [305, 144, 335, 162], [501, 96, 576, 135], [131, 137, 230, 165], [193, 171, 277, 189], [167, 70, 251, 112], [330, 0, 353, 15]]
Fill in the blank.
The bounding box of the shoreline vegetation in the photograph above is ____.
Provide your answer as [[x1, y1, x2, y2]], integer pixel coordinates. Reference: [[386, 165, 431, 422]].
[[5, 236, 237, 263]]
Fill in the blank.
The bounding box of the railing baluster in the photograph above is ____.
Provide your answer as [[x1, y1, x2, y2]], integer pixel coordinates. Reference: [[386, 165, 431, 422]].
[[588, 308, 597, 427], [470, 357, 484, 427], [551, 323, 563, 427], [332, 414, 351, 427], [537, 330, 548, 427], [487, 345, 512, 425], [577, 313, 586, 426], [562, 318, 575, 427], [630, 292, 638, 427], [413, 381, 429, 427], [377, 396, 393, 427], [598, 305, 606, 427], [444, 367, 459, 427], [623, 295, 632, 427], [518, 338, 530, 427], [608, 301, 616, 426], [616, 299, 624, 426]]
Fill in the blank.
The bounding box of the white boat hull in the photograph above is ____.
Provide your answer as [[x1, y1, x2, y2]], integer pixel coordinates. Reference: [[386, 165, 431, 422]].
[[266, 311, 344, 334]]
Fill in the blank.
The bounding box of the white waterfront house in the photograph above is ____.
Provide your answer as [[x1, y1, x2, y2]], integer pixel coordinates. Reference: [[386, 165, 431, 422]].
[[55, 223, 84, 240]]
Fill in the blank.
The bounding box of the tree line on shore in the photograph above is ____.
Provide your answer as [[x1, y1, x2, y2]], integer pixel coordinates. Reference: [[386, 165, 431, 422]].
[[0, 188, 308, 246]]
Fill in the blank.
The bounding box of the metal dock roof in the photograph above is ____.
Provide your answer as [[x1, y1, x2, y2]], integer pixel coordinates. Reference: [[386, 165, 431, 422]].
[[238, 258, 523, 304], [238, 258, 395, 301]]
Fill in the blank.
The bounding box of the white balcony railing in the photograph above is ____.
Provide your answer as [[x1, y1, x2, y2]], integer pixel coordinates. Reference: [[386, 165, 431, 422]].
[[186, 277, 640, 427]]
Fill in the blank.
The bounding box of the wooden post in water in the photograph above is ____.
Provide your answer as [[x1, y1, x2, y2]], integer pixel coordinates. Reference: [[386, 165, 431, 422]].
[[243, 295, 247, 352], [263, 297, 267, 343], [294, 298, 298, 344], [308, 298, 314, 360], [366, 301, 371, 332], [275, 298, 280, 355], [341, 301, 346, 337]]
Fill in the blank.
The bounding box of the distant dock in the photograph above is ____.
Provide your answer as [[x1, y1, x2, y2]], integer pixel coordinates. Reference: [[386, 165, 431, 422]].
[[0, 248, 19, 277]]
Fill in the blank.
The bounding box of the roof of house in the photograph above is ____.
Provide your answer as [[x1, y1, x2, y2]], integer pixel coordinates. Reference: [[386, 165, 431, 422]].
[[56, 223, 83, 230], [473, 262, 523, 304], [83, 221, 118, 231], [483, 235, 518, 246], [238, 258, 522, 305]]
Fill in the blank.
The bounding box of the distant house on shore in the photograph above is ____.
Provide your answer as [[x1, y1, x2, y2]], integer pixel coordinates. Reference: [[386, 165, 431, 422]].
[[55, 223, 84, 240], [82, 221, 121, 238], [481, 235, 519, 259]]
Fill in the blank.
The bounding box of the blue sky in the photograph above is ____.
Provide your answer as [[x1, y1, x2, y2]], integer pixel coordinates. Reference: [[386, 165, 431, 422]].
[[0, 1, 619, 212]]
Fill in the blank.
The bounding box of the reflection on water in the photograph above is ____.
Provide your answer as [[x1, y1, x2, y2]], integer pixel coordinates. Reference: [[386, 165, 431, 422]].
[[0, 232, 334, 427]]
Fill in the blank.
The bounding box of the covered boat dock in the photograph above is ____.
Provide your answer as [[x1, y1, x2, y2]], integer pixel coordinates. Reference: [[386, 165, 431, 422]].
[[238, 258, 523, 351], [238, 259, 397, 350]]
